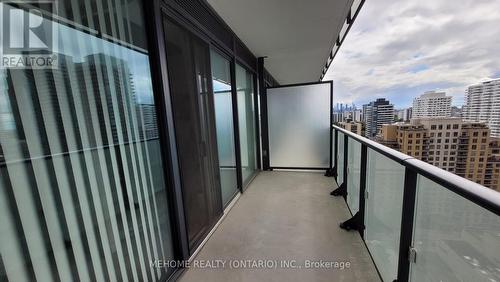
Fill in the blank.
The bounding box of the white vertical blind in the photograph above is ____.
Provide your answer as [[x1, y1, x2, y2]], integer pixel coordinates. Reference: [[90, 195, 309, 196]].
[[0, 1, 174, 281]]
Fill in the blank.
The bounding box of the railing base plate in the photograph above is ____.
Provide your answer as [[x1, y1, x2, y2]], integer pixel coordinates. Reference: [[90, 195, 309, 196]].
[[330, 183, 346, 196], [339, 211, 364, 232]]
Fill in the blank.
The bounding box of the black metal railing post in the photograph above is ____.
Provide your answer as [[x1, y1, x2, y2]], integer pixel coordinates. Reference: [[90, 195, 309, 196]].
[[396, 168, 418, 282], [325, 127, 337, 177], [358, 144, 368, 237], [334, 129, 338, 178], [339, 143, 367, 233]]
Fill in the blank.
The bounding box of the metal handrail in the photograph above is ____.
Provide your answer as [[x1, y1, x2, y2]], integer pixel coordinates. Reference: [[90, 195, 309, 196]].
[[332, 124, 500, 282], [332, 124, 500, 216]]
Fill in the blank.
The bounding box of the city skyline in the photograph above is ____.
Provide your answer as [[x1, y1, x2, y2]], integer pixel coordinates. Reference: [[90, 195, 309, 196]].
[[323, 0, 500, 108]]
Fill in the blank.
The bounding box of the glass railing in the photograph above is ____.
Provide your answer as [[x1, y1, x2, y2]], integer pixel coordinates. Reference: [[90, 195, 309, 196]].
[[331, 125, 500, 282]]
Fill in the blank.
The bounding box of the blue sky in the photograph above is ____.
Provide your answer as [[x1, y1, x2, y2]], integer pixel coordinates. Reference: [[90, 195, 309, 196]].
[[323, 0, 500, 109]]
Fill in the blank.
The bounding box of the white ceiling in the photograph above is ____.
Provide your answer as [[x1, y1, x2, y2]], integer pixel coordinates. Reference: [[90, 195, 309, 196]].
[[207, 0, 353, 84]]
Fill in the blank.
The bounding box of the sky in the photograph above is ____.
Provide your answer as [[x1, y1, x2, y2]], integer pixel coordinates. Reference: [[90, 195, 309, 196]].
[[323, 0, 500, 109]]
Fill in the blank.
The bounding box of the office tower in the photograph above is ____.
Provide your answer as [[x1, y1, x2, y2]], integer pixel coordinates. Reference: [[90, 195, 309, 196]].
[[463, 78, 500, 137], [363, 98, 394, 138], [412, 91, 452, 118]]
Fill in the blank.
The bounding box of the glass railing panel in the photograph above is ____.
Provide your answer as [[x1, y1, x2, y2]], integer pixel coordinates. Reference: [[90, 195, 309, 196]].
[[337, 132, 345, 185], [410, 175, 500, 282], [346, 138, 362, 214], [364, 149, 405, 282]]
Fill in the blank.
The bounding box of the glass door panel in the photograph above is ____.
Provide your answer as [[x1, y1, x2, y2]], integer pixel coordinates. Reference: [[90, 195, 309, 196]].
[[235, 64, 257, 186], [210, 50, 238, 206]]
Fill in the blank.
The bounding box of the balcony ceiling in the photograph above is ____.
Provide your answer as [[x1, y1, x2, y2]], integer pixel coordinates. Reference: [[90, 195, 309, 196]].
[[207, 0, 354, 84]]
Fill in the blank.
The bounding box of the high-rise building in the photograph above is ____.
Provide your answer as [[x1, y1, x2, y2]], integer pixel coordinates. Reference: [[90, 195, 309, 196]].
[[363, 98, 394, 138], [412, 91, 452, 118], [463, 78, 500, 138], [395, 107, 412, 121]]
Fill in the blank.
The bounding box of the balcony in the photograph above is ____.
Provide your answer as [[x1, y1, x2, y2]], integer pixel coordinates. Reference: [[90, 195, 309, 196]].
[[178, 125, 500, 282], [1, 0, 499, 282], [180, 171, 379, 282]]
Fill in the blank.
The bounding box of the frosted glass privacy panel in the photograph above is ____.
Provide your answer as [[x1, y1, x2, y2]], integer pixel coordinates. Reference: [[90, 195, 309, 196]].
[[267, 82, 331, 168], [346, 138, 361, 214], [410, 176, 500, 282], [337, 132, 345, 185], [364, 149, 405, 282]]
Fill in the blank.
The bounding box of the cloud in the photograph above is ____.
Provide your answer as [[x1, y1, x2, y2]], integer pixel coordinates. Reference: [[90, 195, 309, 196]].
[[323, 0, 500, 108]]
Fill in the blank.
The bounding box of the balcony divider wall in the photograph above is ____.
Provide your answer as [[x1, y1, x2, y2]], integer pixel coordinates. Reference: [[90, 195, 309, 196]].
[[332, 125, 500, 282]]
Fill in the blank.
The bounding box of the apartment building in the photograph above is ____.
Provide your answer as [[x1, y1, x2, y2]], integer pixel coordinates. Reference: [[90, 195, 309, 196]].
[[456, 123, 491, 186], [485, 138, 500, 191], [395, 124, 428, 159], [412, 91, 452, 118], [463, 78, 500, 137], [363, 98, 394, 138], [379, 118, 495, 188], [416, 118, 463, 173], [338, 121, 363, 136], [377, 124, 399, 149]]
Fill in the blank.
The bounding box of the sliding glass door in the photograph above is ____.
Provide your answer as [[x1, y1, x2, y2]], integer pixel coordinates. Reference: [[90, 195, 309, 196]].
[[210, 51, 239, 206], [0, 1, 174, 281], [236, 64, 258, 186], [163, 18, 223, 252]]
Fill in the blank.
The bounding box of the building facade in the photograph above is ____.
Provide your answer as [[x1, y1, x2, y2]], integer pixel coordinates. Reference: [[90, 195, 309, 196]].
[[485, 138, 500, 191], [412, 91, 452, 118], [463, 78, 500, 138], [363, 98, 394, 138], [338, 121, 364, 136], [379, 118, 497, 190]]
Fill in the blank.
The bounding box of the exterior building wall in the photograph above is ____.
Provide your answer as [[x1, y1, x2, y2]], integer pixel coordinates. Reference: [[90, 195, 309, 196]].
[[379, 118, 497, 190], [338, 121, 363, 136], [363, 98, 394, 138], [412, 91, 452, 118], [463, 78, 500, 137]]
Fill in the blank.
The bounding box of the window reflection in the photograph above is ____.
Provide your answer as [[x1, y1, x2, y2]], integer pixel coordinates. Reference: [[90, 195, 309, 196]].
[[0, 2, 174, 282]]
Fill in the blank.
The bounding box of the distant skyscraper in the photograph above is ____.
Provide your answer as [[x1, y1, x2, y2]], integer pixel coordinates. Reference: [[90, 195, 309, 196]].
[[463, 78, 500, 138], [412, 91, 452, 118], [363, 98, 394, 138]]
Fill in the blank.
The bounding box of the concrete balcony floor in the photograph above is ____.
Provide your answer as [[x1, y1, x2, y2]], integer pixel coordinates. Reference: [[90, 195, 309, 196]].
[[180, 171, 380, 282]]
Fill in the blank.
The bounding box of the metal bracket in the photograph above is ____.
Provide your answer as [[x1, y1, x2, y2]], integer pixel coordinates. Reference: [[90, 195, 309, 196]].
[[339, 211, 365, 232], [408, 247, 417, 263], [330, 182, 346, 196], [324, 167, 336, 177]]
